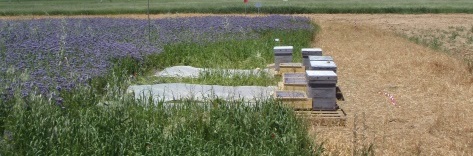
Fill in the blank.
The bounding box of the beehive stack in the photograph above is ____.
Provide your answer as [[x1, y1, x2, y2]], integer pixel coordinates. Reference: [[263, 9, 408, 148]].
[[306, 70, 338, 111], [301, 48, 323, 70], [273, 46, 293, 71], [271, 46, 346, 126]]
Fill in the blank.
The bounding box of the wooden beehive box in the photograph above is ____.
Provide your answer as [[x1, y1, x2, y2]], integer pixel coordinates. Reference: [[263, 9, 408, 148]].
[[282, 77, 307, 92], [279, 63, 305, 75], [280, 73, 307, 92], [273, 90, 312, 110]]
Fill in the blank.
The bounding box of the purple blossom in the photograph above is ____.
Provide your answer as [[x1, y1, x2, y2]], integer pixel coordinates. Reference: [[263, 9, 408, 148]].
[[0, 15, 313, 98]]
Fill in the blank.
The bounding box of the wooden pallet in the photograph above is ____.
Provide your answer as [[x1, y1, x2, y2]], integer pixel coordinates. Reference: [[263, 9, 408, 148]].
[[277, 81, 284, 90], [295, 109, 347, 126], [273, 90, 312, 110]]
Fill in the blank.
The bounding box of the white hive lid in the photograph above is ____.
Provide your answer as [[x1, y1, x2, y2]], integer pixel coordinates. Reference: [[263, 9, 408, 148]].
[[274, 46, 294, 50], [310, 61, 337, 67], [301, 48, 322, 52], [308, 55, 333, 61], [306, 70, 337, 81]]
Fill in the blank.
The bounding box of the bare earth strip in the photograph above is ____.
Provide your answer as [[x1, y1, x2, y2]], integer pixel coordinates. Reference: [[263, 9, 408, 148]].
[[305, 14, 473, 155], [2, 14, 473, 155]]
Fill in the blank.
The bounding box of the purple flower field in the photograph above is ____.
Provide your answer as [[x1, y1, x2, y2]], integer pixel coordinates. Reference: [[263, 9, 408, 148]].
[[0, 15, 312, 99]]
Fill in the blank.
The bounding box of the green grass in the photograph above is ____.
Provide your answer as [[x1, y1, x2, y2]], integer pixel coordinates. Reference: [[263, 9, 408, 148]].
[[1, 0, 473, 15], [135, 69, 279, 86], [1, 89, 321, 155], [0, 18, 320, 155], [136, 29, 315, 86]]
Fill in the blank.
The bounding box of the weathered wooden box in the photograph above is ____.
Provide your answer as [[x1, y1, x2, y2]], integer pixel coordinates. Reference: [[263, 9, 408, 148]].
[[273, 90, 312, 110], [282, 76, 307, 92], [279, 63, 305, 75]]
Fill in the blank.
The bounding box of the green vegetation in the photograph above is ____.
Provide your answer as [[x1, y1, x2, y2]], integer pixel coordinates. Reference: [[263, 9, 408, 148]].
[[1, 0, 473, 15], [403, 26, 473, 73], [1, 89, 321, 155], [0, 17, 319, 154], [135, 70, 278, 86], [138, 30, 314, 86]]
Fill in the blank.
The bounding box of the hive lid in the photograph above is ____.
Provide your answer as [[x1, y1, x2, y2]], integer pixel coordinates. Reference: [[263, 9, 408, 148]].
[[274, 46, 294, 50], [308, 56, 333, 61], [301, 48, 322, 52], [306, 70, 337, 81], [280, 62, 303, 67], [310, 61, 337, 68]]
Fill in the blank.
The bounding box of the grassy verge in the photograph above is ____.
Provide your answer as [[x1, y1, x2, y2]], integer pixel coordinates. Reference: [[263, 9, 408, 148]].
[[1, 0, 473, 15]]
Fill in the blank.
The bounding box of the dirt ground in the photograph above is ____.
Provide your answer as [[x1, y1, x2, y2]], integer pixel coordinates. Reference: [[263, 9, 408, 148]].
[[304, 14, 473, 155], [2, 14, 473, 155], [306, 14, 473, 72]]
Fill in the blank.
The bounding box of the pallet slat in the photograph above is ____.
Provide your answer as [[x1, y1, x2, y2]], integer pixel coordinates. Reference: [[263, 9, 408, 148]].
[[295, 109, 347, 126]]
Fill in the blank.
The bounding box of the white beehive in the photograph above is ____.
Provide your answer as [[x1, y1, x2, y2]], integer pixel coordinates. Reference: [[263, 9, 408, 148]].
[[305, 70, 338, 111], [273, 46, 293, 71], [305, 70, 337, 82], [301, 48, 322, 69]]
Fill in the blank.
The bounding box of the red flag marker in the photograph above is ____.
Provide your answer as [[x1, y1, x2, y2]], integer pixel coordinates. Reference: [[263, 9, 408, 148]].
[[244, 0, 248, 3]]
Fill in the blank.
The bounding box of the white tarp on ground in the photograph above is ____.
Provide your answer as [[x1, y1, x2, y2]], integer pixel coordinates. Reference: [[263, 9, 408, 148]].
[[127, 83, 276, 103], [155, 66, 273, 78]]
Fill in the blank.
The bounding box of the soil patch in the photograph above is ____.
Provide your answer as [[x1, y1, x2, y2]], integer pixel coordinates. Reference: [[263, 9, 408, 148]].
[[305, 14, 473, 155]]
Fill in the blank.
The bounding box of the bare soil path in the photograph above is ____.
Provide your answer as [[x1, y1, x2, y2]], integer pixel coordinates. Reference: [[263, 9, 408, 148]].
[[305, 14, 473, 155]]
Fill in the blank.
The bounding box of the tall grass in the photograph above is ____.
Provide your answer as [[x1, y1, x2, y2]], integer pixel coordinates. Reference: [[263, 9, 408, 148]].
[[146, 30, 312, 69], [1, 84, 320, 155], [135, 69, 278, 86], [0, 55, 322, 155], [138, 29, 315, 86]]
